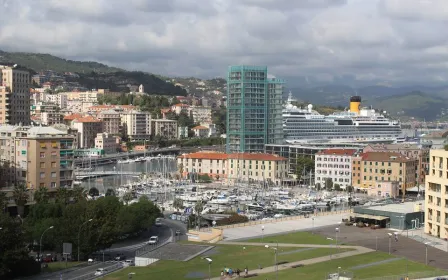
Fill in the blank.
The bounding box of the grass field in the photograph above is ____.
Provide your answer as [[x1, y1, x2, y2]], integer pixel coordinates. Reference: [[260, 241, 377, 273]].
[[244, 231, 335, 245], [104, 245, 345, 280], [251, 252, 444, 280], [44, 262, 81, 273]]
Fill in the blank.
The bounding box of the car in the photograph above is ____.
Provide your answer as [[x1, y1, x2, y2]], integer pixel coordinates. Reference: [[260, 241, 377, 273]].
[[115, 254, 125, 261], [175, 230, 181, 236], [94, 268, 107, 276], [124, 259, 135, 266], [148, 236, 159, 244]]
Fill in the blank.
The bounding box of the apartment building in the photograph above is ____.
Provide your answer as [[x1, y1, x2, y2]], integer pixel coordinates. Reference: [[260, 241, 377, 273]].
[[94, 133, 119, 154], [0, 65, 31, 125], [72, 116, 103, 148], [192, 125, 209, 138], [364, 143, 430, 186], [0, 125, 75, 192], [315, 149, 357, 190], [121, 110, 151, 141], [152, 119, 178, 140], [44, 93, 68, 109], [177, 152, 288, 185], [171, 103, 190, 115], [98, 109, 121, 135], [87, 105, 136, 114], [41, 112, 63, 126], [191, 106, 212, 124], [352, 152, 416, 191], [425, 149, 448, 239]]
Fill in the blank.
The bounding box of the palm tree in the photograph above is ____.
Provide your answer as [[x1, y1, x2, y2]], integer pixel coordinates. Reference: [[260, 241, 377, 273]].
[[56, 188, 70, 205], [194, 201, 203, 229], [33, 187, 49, 204], [173, 198, 184, 212], [13, 183, 28, 216], [72, 186, 87, 202]]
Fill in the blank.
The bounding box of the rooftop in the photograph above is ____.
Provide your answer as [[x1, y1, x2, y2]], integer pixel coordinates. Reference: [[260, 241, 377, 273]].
[[173, 103, 190, 107], [317, 149, 358, 156], [192, 125, 208, 130], [363, 201, 424, 214], [63, 113, 83, 120], [365, 143, 421, 151], [73, 116, 102, 123], [361, 152, 412, 163]]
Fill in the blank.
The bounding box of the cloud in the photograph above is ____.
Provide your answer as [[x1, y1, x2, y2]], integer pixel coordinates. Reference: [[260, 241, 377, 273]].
[[0, 0, 447, 86]]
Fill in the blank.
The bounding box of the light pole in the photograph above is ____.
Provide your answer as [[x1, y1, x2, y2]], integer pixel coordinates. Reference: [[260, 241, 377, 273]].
[[337, 266, 341, 278], [39, 226, 54, 261], [424, 242, 430, 265], [312, 217, 315, 234], [261, 225, 265, 242], [375, 236, 378, 251], [78, 218, 93, 261], [387, 233, 392, 255], [327, 237, 334, 259], [204, 257, 212, 280], [335, 227, 340, 250], [265, 243, 279, 280]]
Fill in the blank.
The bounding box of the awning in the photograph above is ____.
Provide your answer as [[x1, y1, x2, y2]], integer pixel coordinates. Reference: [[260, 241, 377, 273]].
[[354, 213, 390, 221]]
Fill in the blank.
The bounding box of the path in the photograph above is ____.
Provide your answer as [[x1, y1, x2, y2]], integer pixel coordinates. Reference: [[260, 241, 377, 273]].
[[207, 241, 374, 280], [223, 212, 349, 240]]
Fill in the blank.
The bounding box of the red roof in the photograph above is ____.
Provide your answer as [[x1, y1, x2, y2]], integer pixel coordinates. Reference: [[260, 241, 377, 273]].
[[178, 152, 286, 161], [63, 113, 83, 120], [173, 103, 190, 107], [317, 149, 357, 156], [73, 116, 102, 123], [161, 108, 171, 113], [361, 152, 412, 162]]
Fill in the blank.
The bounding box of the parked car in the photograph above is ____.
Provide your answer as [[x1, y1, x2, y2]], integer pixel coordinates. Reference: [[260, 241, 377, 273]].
[[148, 236, 159, 244], [94, 268, 107, 276]]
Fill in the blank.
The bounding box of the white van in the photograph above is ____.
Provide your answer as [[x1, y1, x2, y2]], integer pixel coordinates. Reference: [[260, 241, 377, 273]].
[[155, 217, 162, 226], [148, 236, 159, 244]]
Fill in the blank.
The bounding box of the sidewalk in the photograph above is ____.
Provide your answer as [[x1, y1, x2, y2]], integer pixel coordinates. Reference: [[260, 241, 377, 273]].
[[208, 242, 374, 280], [397, 228, 448, 252]]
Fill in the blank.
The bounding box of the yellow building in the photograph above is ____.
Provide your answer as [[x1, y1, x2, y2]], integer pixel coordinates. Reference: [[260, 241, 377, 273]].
[[352, 152, 416, 191], [0, 65, 31, 125], [425, 149, 448, 239], [177, 151, 289, 185]]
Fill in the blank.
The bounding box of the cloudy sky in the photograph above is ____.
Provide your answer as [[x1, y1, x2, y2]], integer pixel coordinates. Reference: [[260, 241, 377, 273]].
[[1, 0, 447, 86]]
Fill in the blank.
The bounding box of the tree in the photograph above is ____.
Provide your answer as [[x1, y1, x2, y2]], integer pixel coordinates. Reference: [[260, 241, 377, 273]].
[[88, 187, 99, 197], [178, 163, 184, 179], [315, 183, 321, 191], [194, 201, 203, 215], [325, 178, 333, 191], [334, 184, 341, 191], [173, 198, 184, 212], [0, 192, 7, 213], [13, 184, 29, 216], [56, 188, 71, 205], [34, 187, 49, 204], [105, 189, 116, 197], [295, 156, 315, 182], [346, 186, 354, 193], [72, 186, 87, 203], [122, 192, 133, 205]]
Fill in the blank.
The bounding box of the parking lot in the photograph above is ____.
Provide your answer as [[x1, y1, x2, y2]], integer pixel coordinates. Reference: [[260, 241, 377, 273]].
[[315, 224, 448, 270]]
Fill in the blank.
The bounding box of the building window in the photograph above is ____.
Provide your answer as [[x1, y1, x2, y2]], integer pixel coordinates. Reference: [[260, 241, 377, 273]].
[[40, 152, 45, 158], [50, 182, 56, 188], [40, 172, 45, 178], [51, 162, 56, 168], [51, 172, 56, 178], [40, 162, 45, 168]]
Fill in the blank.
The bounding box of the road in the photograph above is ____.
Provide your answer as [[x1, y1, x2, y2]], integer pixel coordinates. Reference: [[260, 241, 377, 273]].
[[26, 217, 186, 280]]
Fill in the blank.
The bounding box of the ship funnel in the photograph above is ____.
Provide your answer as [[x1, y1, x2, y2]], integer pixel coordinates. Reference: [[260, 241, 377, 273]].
[[350, 96, 361, 114]]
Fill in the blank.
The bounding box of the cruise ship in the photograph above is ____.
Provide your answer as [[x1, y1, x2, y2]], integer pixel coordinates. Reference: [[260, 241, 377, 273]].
[[283, 94, 401, 143]]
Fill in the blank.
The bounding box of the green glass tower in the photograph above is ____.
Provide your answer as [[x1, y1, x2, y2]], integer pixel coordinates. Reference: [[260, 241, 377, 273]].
[[226, 65, 284, 153]]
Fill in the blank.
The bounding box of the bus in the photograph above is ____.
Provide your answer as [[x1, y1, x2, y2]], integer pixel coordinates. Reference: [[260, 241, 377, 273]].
[[155, 217, 162, 227]]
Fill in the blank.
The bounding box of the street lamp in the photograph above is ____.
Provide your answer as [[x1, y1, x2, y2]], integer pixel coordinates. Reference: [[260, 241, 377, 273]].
[[311, 217, 315, 234], [265, 243, 279, 280], [204, 257, 212, 280], [78, 219, 93, 261], [424, 242, 431, 265], [337, 266, 341, 277], [261, 225, 265, 242], [327, 238, 334, 259], [335, 227, 340, 249], [39, 226, 54, 261], [387, 233, 392, 255]]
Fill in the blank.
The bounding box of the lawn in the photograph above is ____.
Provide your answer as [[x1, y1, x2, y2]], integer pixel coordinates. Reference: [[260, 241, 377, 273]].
[[104, 245, 345, 280], [250, 252, 444, 280], [43, 261, 82, 273], [244, 231, 335, 245]]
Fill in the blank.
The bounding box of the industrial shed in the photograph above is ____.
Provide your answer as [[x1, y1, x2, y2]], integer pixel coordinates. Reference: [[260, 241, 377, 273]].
[[352, 201, 424, 230]]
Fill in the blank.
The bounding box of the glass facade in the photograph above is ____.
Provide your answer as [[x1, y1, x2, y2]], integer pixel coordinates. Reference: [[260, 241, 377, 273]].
[[226, 66, 284, 153]]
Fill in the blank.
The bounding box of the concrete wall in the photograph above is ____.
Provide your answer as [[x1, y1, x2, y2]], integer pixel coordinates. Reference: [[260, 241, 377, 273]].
[[187, 228, 223, 243], [135, 257, 158, 266]]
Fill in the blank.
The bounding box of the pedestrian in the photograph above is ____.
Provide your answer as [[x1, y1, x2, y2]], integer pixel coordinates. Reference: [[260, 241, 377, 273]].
[[236, 268, 240, 277], [245, 266, 248, 276]]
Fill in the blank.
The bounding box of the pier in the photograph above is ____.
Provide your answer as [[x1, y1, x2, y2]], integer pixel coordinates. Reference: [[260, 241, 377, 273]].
[[75, 171, 142, 179]]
